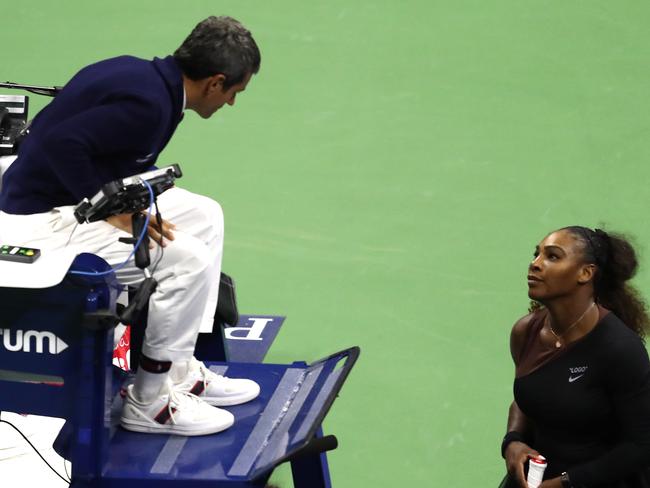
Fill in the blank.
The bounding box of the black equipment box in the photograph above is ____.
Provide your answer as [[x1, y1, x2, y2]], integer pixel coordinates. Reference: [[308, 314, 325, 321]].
[[73, 164, 183, 223], [0, 94, 29, 156]]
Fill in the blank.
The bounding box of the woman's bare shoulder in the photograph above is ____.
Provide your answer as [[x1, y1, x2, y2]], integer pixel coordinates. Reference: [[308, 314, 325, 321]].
[[509, 311, 539, 363]]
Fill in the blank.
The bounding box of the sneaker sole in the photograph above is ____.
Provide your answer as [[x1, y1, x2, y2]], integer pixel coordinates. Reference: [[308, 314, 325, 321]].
[[201, 387, 261, 407], [120, 417, 234, 436]]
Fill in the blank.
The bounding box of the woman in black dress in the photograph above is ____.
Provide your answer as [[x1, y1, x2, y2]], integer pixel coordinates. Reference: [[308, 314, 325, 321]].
[[502, 226, 650, 488]]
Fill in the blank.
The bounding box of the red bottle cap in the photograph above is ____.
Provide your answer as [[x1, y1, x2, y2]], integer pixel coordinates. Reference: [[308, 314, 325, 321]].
[[530, 455, 547, 466]]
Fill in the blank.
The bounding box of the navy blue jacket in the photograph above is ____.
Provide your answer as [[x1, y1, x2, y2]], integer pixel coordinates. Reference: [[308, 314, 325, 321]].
[[0, 55, 184, 214]]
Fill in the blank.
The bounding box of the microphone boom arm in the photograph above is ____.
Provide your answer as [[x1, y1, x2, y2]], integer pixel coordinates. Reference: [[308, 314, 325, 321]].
[[0, 81, 62, 97]]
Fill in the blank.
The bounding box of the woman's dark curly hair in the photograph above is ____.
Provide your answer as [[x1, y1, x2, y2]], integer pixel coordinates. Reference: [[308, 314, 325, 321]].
[[529, 226, 650, 338]]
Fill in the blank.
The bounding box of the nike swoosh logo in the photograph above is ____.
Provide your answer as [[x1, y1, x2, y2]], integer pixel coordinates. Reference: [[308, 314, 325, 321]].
[[568, 374, 585, 383]]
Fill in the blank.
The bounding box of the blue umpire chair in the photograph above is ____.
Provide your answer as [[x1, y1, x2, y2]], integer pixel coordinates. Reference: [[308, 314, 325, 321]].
[[0, 159, 359, 487]]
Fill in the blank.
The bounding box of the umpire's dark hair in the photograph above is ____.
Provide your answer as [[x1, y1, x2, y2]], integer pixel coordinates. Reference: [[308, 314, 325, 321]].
[[564, 226, 650, 337], [173, 16, 261, 89]]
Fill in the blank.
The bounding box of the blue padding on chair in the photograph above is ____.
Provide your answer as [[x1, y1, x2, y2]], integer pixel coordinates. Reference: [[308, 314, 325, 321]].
[[0, 253, 121, 481]]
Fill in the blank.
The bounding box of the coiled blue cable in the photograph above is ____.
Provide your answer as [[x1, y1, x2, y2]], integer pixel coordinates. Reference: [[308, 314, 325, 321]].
[[69, 179, 154, 276]]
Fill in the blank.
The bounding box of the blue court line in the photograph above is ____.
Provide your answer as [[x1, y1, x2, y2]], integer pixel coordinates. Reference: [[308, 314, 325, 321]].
[[150, 435, 188, 474], [228, 367, 305, 477], [294, 368, 342, 440], [149, 365, 229, 474], [254, 363, 324, 470]]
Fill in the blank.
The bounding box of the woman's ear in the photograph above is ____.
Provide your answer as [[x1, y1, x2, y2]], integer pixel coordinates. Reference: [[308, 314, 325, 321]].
[[578, 263, 597, 285]]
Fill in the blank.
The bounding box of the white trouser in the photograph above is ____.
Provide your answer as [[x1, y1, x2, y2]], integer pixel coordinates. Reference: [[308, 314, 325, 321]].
[[0, 187, 223, 362]]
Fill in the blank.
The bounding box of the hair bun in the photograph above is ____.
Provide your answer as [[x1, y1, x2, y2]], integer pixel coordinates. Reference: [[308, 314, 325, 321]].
[[602, 231, 637, 282]]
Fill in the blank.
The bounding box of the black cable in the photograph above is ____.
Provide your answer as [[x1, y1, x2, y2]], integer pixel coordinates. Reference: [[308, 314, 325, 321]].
[[150, 200, 165, 274], [64, 456, 71, 482], [150, 245, 164, 275], [65, 222, 79, 248], [0, 413, 70, 484]]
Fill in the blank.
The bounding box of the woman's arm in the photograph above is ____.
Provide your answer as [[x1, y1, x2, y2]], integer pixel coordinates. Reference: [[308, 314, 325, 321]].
[[504, 314, 539, 488], [504, 401, 540, 488]]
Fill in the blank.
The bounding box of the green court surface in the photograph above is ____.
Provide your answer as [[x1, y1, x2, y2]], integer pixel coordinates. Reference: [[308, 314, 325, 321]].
[[3, 1, 650, 486]]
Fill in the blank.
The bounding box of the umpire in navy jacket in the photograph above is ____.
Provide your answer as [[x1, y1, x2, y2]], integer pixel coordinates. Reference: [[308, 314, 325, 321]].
[[0, 16, 262, 436]]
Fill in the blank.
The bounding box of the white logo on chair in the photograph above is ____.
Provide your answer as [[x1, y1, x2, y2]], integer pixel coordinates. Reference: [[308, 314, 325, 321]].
[[0, 329, 69, 354]]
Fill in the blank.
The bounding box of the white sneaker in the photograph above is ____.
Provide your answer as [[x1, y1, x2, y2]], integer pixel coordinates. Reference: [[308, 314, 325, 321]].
[[120, 382, 234, 436], [174, 357, 260, 407]]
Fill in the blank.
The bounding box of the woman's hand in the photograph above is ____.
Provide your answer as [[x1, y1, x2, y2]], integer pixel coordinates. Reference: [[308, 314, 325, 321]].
[[106, 213, 176, 247], [505, 441, 541, 488]]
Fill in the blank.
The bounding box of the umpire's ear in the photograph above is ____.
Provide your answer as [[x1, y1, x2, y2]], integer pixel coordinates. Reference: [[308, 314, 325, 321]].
[[204, 74, 226, 95]]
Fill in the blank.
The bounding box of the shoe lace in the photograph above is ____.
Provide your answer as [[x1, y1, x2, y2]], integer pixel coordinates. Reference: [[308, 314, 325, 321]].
[[195, 359, 228, 390], [166, 387, 204, 425]]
